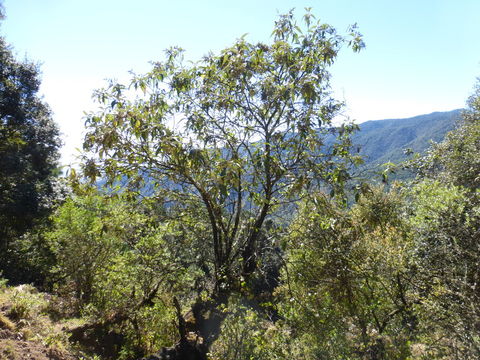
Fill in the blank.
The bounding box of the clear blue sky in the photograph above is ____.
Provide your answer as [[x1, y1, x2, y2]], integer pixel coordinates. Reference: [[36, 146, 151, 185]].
[[2, 0, 480, 164]]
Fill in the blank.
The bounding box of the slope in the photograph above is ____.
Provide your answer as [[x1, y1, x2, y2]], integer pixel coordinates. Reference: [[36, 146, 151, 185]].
[[353, 109, 462, 169]]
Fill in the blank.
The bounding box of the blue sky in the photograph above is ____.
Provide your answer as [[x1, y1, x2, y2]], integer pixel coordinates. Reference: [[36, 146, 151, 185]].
[[3, 0, 480, 164]]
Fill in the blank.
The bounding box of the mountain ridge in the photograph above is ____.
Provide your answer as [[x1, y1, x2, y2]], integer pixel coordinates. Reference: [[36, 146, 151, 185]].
[[354, 109, 462, 168]]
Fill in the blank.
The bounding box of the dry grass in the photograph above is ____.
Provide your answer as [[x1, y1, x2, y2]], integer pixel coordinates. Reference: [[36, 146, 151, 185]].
[[0, 312, 15, 331], [0, 282, 80, 359]]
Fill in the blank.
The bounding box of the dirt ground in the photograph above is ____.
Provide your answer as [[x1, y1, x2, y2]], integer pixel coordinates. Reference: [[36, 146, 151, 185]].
[[0, 284, 79, 360], [0, 328, 75, 360]]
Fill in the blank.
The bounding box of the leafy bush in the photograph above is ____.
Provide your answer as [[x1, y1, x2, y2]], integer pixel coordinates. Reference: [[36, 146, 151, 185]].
[[46, 191, 196, 356], [409, 180, 480, 358], [275, 187, 417, 359]]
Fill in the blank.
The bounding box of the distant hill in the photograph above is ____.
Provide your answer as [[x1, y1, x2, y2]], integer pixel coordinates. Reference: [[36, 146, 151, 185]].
[[354, 109, 462, 169]]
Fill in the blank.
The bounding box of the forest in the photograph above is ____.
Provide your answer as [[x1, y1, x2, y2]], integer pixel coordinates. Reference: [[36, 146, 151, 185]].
[[1, 8, 480, 360]]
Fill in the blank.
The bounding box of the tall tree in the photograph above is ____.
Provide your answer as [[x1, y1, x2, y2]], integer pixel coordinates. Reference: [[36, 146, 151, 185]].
[[81, 10, 363, 359], [278, 187, 418, 360], [409, 79, 480, 358], [0, 19, 61, 280]]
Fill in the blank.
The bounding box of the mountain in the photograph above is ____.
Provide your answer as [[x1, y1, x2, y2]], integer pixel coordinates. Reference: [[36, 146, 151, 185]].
[[353, 109, 462, 169]]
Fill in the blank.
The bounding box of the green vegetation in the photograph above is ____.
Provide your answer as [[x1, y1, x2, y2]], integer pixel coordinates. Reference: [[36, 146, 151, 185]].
[[1, 5, 479, 360], [0, 34, 62, 283], [78, 9, 363, 359]]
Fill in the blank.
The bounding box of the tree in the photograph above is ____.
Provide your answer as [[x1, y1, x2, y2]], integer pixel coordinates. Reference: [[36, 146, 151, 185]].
[[408, 79, 480, 358], [0, 26, 61, 281], [276, 187, 418, 360], [47, 190, 187, 358], [408, 180, 480, 358], [81, 10, 363, 359]]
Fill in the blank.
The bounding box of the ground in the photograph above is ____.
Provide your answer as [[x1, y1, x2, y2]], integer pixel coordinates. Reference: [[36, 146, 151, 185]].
[[0, 328, 74, 360], [0, 284, 80, 360]]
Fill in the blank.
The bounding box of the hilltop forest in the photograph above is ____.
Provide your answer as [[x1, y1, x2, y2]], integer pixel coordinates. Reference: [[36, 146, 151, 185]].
[[1, 9, 480, 360]]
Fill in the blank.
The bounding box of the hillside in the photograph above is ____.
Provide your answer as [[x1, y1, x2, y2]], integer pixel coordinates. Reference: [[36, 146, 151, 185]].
[[354, 109, 462, 168], [0, 283, 79, 360]]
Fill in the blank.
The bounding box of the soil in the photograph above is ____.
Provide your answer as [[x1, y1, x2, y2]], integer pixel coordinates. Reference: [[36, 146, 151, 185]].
[[0, 328, 75, 360]]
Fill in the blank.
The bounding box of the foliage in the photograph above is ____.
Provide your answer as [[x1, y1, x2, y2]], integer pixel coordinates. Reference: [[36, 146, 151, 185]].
[[47, 192, 130, 305], [208, 301, 265, 360], [276, 186, 418, 359], [46, 190, 193, 356], [406, 84, 480, 357], [7, 3, 480, 359], [271, 86, 480, 359], [0, 32, 61, 282], [417, 82, 480, 190], [203, 76, 480, 360], [78, 10, 365, 358], [81, 10, 363, 319], [208, 297, 304, 360], [7, 222, 59, 287], [407, 180, 480, 358]]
